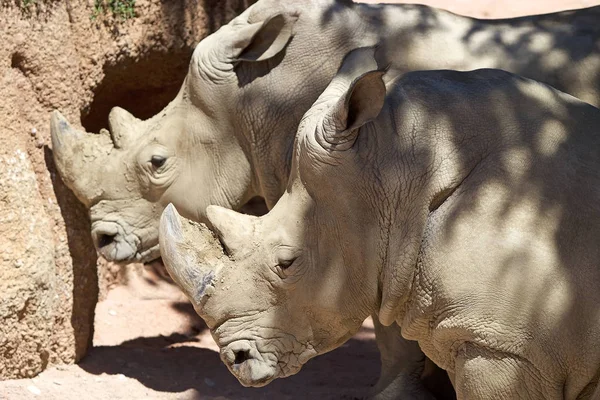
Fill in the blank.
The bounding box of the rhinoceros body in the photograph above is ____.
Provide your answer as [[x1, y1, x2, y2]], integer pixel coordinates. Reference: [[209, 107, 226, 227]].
[[160, 48, 600, 398]]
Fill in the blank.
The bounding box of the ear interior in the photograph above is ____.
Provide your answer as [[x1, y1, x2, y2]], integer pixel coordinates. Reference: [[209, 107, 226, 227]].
[[343, 70, 387, 131], [233, 12, 298, 63], [320, 69, 387, 150]]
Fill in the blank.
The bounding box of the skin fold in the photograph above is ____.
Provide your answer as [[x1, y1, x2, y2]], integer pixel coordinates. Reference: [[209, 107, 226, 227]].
[[51, 1, 600, 398], [160, 47, 600, 399]]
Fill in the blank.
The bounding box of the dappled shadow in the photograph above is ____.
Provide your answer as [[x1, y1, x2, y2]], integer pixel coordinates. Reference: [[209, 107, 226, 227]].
[[416, 69, 600, 360], [296, 64, 600, 390], [335, 2, 600, 107], [79, 336, 380, 399]]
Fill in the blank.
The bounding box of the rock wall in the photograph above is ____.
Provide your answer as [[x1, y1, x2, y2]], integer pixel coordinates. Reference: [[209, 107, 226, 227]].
[[0, 0, 252, 380]]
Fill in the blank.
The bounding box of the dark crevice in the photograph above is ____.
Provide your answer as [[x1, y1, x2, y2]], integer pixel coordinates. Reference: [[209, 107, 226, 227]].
[[11, 52, 27, 74], [80, 49, 193, 133], [17, 298, 30, 321], [43, 146, 99, 362]]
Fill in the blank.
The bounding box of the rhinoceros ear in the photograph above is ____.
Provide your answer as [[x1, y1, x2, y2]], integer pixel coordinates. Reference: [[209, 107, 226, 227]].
[[320, 70, 387, 150], [231, 12, 299, 63]]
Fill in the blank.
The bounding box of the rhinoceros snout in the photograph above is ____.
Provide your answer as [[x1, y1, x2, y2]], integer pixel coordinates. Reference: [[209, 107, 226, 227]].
[[91, 222, 139, 263], [221, 341, 277, 387]]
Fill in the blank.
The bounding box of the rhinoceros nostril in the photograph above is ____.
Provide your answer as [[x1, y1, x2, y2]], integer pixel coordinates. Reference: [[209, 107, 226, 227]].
[[98, 234, 115, 248], [234, 350, 251, 366]]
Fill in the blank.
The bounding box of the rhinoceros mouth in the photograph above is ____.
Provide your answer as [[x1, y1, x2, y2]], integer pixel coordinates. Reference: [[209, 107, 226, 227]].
[[95, 239, 160, 264], [91, 219, 160, 264], [218, 337, 318, 387], [134, 243, 162, 264], [220, 340, 279, 387]]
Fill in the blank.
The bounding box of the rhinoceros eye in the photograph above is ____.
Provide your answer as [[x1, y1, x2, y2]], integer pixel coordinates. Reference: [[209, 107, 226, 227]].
[[150, 155, 166, 169], [278, 257, 296, 270]]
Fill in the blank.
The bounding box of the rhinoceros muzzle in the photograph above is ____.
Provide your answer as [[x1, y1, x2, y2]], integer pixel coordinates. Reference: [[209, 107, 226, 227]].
[[221, 340, 278, 387], [92, 220, 159, 263]]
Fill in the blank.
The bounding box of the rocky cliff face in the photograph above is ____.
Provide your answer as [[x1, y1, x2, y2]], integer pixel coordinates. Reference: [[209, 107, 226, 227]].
[[0, 0, 252, 380]]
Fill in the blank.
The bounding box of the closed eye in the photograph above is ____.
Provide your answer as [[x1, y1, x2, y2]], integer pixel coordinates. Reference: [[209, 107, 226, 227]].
[[278, 258, 296, 270]]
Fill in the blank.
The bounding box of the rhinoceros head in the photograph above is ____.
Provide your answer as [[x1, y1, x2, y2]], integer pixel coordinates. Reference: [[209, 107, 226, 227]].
[[51, 108, 166, 262], [159, 48, 390, 387], [159, 197, 367, 387], [50, 2, 302, 263]]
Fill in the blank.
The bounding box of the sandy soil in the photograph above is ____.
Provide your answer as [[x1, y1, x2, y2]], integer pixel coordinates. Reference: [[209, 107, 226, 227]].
[[0, 267, 380, 400], [2, 0, 599, 399]]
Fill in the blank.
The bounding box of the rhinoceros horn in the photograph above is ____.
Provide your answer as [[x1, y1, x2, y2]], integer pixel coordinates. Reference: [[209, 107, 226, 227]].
[[206, 205, 258, 256], [159, 204, 226, 308], [108, 106, 141, 149], [50, 110, 112, 206]]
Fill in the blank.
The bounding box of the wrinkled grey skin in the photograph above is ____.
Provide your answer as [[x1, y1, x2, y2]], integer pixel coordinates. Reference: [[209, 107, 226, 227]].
[[160, 48, 600, 398], [51, 0, 600, 398]]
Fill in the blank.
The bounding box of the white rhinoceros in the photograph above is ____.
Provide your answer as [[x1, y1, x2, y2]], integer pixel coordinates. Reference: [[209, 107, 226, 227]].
[[51, 0, 600, 265], [159, 47, 600, 398], [50, 0, 600, 398]]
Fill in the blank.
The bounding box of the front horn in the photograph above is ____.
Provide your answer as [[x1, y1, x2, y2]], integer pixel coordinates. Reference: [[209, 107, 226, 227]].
[[51, 110, 113, 206], [159, 204, 226, 308]]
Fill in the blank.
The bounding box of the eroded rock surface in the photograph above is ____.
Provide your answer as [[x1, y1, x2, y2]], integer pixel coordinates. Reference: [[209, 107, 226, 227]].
[[0, 0, 252, 379]]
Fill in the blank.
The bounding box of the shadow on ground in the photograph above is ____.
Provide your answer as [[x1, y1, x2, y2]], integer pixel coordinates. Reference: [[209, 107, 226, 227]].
[[79, 334, 379, 399]]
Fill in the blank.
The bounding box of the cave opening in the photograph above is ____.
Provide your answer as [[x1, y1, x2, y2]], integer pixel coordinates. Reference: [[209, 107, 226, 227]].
[[80, 48, 192, 133]]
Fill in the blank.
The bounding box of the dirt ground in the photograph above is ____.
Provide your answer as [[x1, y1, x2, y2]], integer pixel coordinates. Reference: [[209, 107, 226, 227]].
[[0, 266, 380, 400], [1, 0, 599, 399]]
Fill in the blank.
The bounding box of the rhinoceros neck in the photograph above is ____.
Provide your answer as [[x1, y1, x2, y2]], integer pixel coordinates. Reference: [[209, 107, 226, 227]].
[[371, 71, 507, 323], [235, 1, 371, 208]]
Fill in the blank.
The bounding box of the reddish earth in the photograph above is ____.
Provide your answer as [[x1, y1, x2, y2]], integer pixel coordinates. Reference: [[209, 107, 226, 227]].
[[0, 267, 380, 400], [1, 0, 598, 399]]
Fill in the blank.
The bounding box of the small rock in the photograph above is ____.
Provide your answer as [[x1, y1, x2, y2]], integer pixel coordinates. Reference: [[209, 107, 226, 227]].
[[108, 309, 117, 316], [30, 128, 37, 136], [27, 385, 41, 395], [204, 378, 216, 387], [36, 140, 44, 149], [53, 380, 62, 386]]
